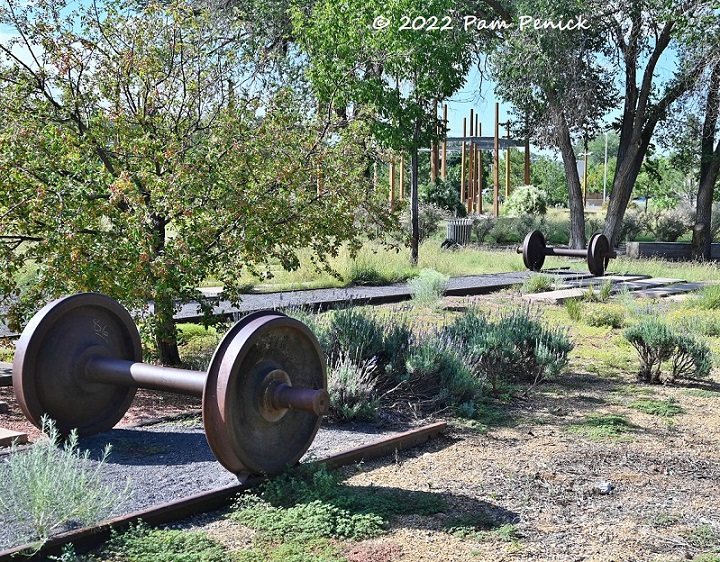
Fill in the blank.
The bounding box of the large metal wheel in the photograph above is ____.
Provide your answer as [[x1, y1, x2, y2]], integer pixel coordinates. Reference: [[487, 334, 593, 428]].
[[588, 233, 611, 276], [203, 311, 327, 476], [522, 230, 546, 271], [12, 293, 142, 435]]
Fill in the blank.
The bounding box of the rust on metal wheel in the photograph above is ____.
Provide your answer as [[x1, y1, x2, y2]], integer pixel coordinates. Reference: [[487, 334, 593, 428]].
[[12, 293, 142, 435], [203, 311, 327, 476]]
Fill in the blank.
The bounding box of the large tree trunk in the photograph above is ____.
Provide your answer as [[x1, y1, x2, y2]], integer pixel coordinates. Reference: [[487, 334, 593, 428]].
[[602, 10, 709, 248], [603, 134, 652, 247], [410, 119, 420, 266], [554, 111, 585, 248], [692, 60, 720, 261], [154, 294, 182, 366]]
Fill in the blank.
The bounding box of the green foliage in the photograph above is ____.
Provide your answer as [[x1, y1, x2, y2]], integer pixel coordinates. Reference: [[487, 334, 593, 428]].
[[687, 284, 720, 310], [323, 308, 411, 384], [565, 298, 583, 322], [470, 214, 497, 244], [624, 318, 713, 384], [582, 280, 613, 302], [566, 414, 635, 440], [629, 398, 684, 417], [0, 0, 395, 364], [583, 303, 626, 328], [458, 309, 573, 391], [0, 418, 131, 548], [420, 179, 466, 217], [489, 215, 545, 244], [503, 185, 548, 217], [521, 273, 555, 294], [619, 210, 649, 242], [235, 538, 345, 562], [103, 522, 227, 562], [231, 464, 445, 545], [647, 209, 692, 242], [232, 496, 385, 541], [408, 268, 449, 306], [404, 332, 485, 411], [176, 324, 218, 346], [327, 354, 381, 422], [400, 203, 446, 244], [177, 324, 222, 370], [444, 513, 518, 543]]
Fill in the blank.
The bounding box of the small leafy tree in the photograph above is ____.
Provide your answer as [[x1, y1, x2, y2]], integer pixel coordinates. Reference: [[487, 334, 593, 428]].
[[0, 0, 394, 363]]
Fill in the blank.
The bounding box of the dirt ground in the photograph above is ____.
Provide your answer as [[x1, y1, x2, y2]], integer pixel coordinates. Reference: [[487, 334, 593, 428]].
[[2, 293, 720, 562]]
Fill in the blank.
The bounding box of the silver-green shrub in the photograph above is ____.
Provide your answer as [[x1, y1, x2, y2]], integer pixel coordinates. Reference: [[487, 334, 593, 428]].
[[408, 268, 449, 307], [624, 318, 712, 384], [0, 418, 131, 548]]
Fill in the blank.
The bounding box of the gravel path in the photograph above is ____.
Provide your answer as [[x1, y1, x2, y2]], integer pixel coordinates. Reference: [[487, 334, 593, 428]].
[[0, 417, 407, 549], [0, 271, 546, 337]]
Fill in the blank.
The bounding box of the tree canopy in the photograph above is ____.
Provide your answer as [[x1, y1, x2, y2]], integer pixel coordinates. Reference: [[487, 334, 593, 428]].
[[0, 0, 394, 363]]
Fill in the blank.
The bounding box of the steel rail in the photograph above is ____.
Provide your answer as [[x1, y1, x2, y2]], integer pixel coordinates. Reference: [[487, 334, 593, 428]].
[[0, 421, 447, 562]]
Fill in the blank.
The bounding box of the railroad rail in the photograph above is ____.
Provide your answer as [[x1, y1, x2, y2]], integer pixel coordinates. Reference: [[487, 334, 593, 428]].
[[0, 421, 447, 562]]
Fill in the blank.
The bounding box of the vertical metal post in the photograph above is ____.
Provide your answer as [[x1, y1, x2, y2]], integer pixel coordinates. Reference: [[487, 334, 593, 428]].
[[461, 118, 467, 206], [493, 103, 500, 217], [441, 104, 448, 182], [505, 122, 511, 198]]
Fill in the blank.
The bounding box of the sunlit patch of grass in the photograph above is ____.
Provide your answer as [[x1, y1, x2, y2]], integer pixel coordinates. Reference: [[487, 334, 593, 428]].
[[566, 413, 636, 440], [682, 389, 720, 398], [629, 397, 684, 417], [612, 256, 720, 283]]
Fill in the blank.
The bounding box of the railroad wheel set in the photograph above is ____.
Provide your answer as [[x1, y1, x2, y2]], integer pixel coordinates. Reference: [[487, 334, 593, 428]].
[[12, 293, 329, 477], [7, 233, 615, 477], [517, 230, 617, 277]]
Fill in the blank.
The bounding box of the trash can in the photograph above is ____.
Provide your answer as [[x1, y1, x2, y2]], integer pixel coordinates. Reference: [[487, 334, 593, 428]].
[[446, 218, 473, 246]]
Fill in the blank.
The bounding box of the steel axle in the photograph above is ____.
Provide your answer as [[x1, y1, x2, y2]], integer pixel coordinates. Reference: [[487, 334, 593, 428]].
[[13, 293, 329, 476]]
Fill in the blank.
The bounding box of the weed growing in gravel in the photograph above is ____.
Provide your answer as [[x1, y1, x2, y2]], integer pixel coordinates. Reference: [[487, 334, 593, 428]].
[[629, 398, 684, 417], [521, 273, 555, 294], [408, 268, 449, 307], [685, 524, 720, 549], [566, 414, 635, 440], [0, 418, 132, 548], [102, 522, 227, 562]]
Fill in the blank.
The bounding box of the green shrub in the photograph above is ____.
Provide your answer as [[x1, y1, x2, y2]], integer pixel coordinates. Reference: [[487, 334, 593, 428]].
[[442, 308, 573, 392], [103, 522, 228, 562], [669, 309, 720, 337], [176, 323, 218, 346], [583, 303, 626, 328], [0, 418, 131, 548], [624, 318, 713, 384], [404, 332, 484, 411], [503, 185, 548, 217], [521, 273, 555, 294], [649, 209, 691, 242], [469, 214, 497, 244], [420, 179, 466, 217], [408, 268, 449, 306], [324, 308, 411, 387], [400, 202, 445, 243], [327, 354, 381, 422], [619, 210, 648, 242]]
